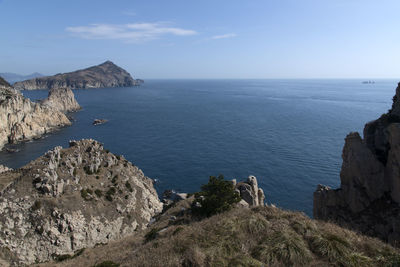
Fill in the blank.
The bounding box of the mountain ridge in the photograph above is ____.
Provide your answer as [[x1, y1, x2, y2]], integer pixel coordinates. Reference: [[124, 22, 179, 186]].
[[13, 61, 142, 90], [0, 72, 44, 84]]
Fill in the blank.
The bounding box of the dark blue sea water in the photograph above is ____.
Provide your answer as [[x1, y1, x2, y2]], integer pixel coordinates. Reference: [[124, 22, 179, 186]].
[[0, 79, 397, 216]]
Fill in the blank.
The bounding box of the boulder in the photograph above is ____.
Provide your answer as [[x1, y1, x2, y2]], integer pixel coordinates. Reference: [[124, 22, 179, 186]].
[[235, 175, 265, 207]]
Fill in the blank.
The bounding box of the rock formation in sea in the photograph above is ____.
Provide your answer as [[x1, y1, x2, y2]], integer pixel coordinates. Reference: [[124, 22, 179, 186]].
[[0, 139, 163, 265], [0, 165, 12, 174], [314, 82, 400, 245], [40, 87, 81, 112], [0, 82, 79, 150], [13, 61, 141, 90]]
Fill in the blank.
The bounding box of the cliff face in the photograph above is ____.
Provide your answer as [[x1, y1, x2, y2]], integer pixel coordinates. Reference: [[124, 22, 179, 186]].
[[0, 139, 163, 265], [314, 82, 400, 245], [0, 76, 11, 88], [13, 61, 140, 90], [0, 87, 73, 150], [41, 88, 81, 112]]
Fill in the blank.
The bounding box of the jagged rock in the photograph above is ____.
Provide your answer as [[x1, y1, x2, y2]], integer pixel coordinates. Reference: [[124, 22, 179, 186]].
[[0, 139, 162, 265], [0, 165, 11, 174], [314, 82, 400, 245], [41, 88, 81, 112], [0, 84, 80, 150], [0, 76, 11, 88], [162, 190, 187, 203], [14, 61, 141, 90], [0, 87, 71, 150], [93, 119, 108, 125], [235, 175, 265, 207]]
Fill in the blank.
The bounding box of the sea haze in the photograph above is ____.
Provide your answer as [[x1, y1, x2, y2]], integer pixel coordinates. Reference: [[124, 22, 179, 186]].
[[0, 79, 396, 216]]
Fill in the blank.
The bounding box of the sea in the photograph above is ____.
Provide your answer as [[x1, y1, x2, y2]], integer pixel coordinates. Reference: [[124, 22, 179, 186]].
[[0, 79, 397, 216]]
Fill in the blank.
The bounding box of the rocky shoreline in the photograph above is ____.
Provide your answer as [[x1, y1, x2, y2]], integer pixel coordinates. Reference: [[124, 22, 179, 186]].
[[0, 83, 80, 151]]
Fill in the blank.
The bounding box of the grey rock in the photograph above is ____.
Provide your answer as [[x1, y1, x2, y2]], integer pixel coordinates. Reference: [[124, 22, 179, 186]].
[[0, 139, 162, 265], [0, 85, 80, 150], [235, 175, 265, 207], [314, 83, 400, 245]]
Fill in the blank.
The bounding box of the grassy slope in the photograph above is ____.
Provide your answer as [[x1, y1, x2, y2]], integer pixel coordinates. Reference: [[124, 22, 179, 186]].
[[37, 198, 400, 267]]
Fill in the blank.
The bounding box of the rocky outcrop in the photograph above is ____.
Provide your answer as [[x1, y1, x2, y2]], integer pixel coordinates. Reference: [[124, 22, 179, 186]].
[[314, 82, 400, 245], [0, 165, 11, 174], [0, 86, 74, 150], [0, 76, 11, 88], [234, 175, 265, 207], [0, 139, 163, 265], [14, 61, 141, 90], [41, 88, 81, 112]]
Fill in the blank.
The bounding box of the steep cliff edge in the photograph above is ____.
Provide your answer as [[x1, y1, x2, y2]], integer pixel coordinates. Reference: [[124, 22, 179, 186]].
[[14, 61, 140, 90], [0, 76, 11, 88], [0, 87, 69, 150], [0, 86, 79, 150], [314, 82, 400, 245], [41, 88, 81, 112], [0, 139, 163, 265]]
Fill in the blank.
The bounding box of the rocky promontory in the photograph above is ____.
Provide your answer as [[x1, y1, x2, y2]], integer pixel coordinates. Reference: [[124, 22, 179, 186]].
[[0, 139, 163, 265], [314, 82, 400, 245], [0, 82, 79, 150], [14, 61, 141, 90], [41, 88, 81, 113]]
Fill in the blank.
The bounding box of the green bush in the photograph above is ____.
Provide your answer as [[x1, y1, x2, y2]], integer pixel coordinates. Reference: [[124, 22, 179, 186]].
[[191, 175, 241, 218], [145, 228, 160, 242], [95, 189, 103, 197], [31, 200, 41, 211], [125, 181, 133, 192], [84, 166, 93, 175], [81, 189, 92, 201], [105, 187, 116, 201]]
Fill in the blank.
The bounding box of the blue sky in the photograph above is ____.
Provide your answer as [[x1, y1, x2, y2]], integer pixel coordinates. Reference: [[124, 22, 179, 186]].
[[1, 0, 400, 78]]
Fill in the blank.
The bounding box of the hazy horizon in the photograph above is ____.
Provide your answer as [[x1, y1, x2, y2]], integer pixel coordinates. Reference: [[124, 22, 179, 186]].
[[1, 0, 400, 79]]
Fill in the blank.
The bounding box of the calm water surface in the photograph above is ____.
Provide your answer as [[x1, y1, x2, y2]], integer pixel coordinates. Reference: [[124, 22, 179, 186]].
[[0, 79, 396, 216]]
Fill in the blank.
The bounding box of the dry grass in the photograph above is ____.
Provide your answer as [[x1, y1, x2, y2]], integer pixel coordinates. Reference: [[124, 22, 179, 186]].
[[38, 202, 400, 267]]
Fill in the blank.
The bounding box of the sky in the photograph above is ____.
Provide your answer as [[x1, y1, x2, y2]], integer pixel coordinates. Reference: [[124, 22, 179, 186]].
[[1, 0, 400, 79]]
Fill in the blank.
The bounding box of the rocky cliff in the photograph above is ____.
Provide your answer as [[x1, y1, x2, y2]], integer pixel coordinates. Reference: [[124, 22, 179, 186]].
[[0, 139, 163, 265], [0, 76, 11, 88], [14, 61, 140, 90], [314, 82, 400, 245], [0, 86, 80, 150], [41, 88, 81, 112]]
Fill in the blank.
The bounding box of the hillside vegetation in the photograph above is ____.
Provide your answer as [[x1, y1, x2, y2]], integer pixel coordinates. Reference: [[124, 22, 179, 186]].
[[39, 198, 400, 267]]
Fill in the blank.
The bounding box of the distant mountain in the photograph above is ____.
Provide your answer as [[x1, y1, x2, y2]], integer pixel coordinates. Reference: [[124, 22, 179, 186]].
[[13, 61, 141, 90], [0, 72, 44, 84]]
